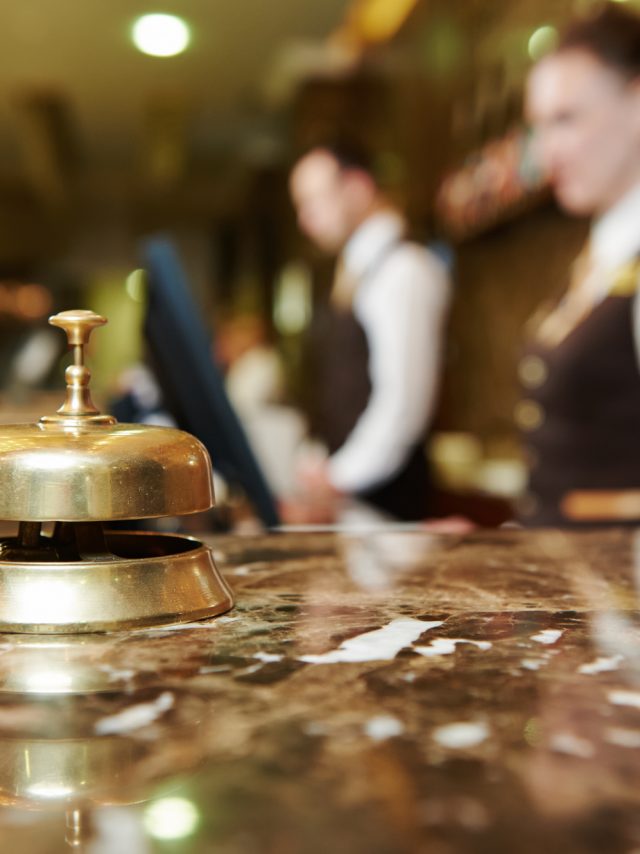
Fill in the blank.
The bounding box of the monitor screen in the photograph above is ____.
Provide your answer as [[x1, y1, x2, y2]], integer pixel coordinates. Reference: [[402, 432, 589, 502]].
[[140, 236, 280, 528]]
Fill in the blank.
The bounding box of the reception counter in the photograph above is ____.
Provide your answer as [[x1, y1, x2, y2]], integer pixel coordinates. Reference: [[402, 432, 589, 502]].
[[0, 527, 639, 852]]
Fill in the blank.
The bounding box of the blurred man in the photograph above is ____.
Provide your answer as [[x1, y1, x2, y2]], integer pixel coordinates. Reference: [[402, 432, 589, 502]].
[[288, 141, 451, 521], [520, 4, 640, 526]]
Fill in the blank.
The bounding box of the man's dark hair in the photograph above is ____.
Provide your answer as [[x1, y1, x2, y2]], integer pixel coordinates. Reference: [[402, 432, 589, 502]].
[[292, 137, 377, 180], [556, 3, 640, 79], [321, 138, 374, 175]]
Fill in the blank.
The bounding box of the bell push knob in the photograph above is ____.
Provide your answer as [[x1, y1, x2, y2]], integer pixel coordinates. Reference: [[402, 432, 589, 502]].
[[42, 310, 116, 425]]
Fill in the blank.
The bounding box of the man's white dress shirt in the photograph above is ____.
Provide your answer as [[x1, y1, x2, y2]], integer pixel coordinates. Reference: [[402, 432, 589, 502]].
[[327, 210, 451, 494]]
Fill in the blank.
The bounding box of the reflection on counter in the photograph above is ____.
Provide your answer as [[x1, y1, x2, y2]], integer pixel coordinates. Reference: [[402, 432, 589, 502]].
[[0, 530, 638, 850], [0, 691, 212, 849]]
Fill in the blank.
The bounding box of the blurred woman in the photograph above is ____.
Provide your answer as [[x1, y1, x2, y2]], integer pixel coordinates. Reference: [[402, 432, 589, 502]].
[[520, 5, 640, 526]]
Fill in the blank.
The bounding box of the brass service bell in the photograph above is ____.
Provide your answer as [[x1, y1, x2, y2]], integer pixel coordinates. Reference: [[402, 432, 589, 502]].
[[0, 310, 234, 632]]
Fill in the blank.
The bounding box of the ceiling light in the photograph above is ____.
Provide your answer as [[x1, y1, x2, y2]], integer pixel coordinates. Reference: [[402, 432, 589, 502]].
[[132, 13, 191, 57]]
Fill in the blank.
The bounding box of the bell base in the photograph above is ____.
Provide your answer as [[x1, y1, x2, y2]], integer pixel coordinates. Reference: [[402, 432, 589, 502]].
[[0, 532, 234, 633]]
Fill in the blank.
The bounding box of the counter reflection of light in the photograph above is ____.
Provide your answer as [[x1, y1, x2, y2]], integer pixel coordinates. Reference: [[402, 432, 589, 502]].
[[523, 717, 543, 748], [26, 782, 75, 800], [22, 669, 75, 693], [528, 25, 558, 61], [132, 14, 191, 57], [143, 797, 200, 840], [125, 269, 146, 302]]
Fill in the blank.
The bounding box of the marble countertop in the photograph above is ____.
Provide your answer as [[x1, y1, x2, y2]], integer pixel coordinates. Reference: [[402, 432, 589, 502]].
[[0, 527, 639, 852]]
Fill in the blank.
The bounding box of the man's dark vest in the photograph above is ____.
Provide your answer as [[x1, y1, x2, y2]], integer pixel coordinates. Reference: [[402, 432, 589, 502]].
[[518, 267, 640, 527], [309, 286, 432, 522]]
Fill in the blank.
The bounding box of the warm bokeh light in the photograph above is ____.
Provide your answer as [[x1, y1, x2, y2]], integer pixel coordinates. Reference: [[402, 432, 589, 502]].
[[273, 262, 312, 335], [143, 797, 200, 840], [125, 269, 146, 303], [346, 0, 419, 44], [15, 283, 53, 319], [528, 25, 558, 61], [131, 14, 191, 58]]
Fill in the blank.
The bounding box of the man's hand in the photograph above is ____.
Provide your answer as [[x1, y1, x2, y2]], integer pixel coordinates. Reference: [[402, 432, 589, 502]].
[[279, 456, 344, 524]]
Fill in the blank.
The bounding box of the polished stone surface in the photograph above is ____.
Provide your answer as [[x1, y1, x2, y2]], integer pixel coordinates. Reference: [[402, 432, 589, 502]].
[[0, 528, 639, 852]]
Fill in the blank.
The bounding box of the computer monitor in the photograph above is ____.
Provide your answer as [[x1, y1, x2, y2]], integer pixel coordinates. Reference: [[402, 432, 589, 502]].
[[140, 236, 280, 528]]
